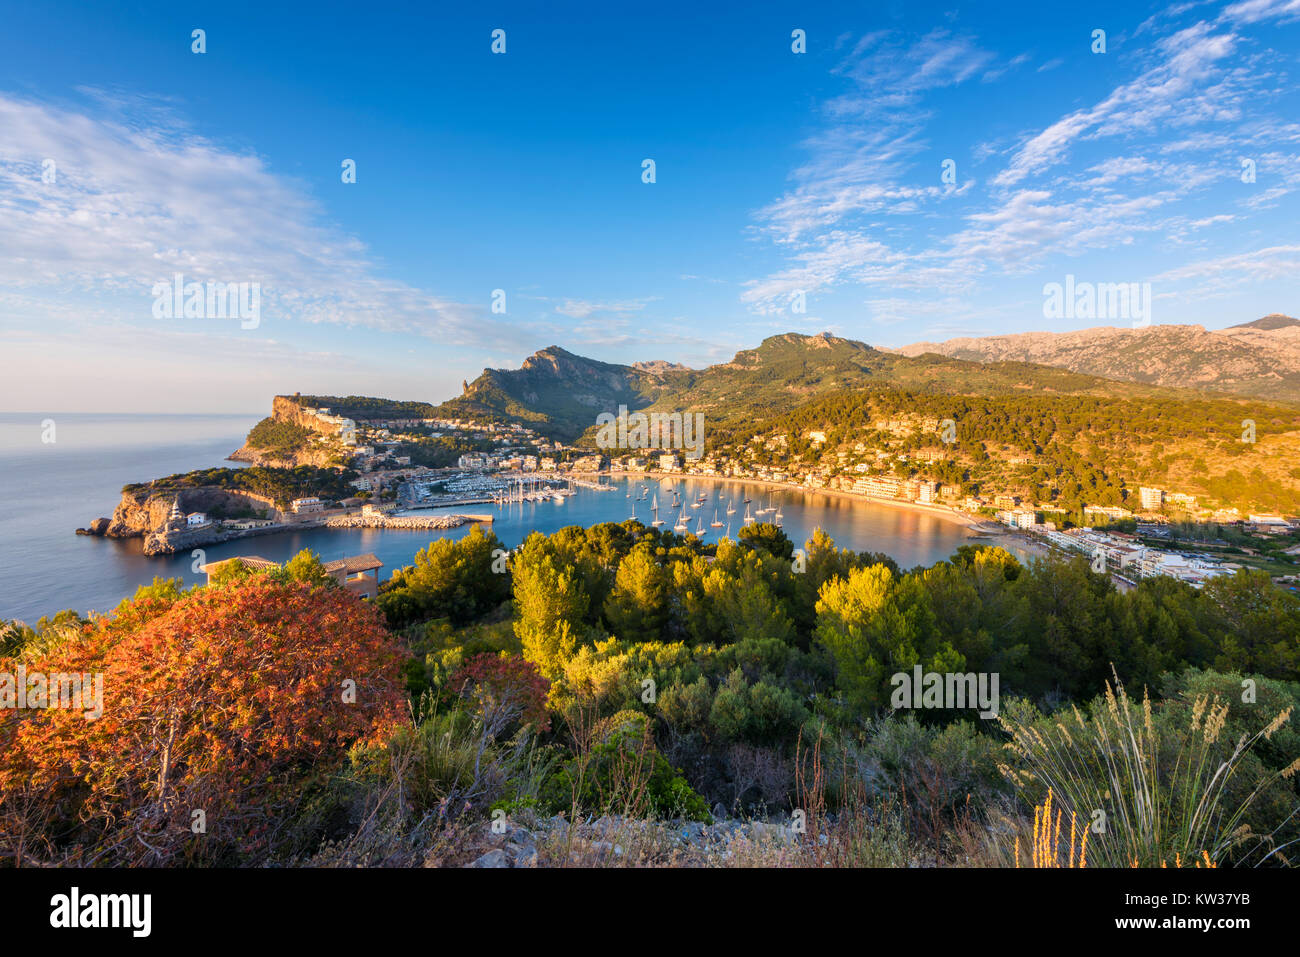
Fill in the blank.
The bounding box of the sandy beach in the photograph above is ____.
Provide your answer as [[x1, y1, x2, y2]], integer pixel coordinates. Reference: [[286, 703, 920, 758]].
[[607, 469, 1005, 533]]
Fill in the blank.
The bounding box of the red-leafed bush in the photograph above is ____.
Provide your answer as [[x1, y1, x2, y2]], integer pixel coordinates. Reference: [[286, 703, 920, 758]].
[[452, 653, 551, 733], [0, 578, 405, 865]]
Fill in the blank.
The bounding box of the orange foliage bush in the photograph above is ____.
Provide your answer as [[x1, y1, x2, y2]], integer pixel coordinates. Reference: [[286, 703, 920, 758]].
[[0, 578, 406, 865]]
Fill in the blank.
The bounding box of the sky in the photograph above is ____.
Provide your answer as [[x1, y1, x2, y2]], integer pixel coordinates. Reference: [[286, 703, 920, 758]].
[[0, 0, 1298, 413]]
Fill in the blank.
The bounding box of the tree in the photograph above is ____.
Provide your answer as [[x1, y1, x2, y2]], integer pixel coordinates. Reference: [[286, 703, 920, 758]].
[[512, 534, 590, 679], [603, 545, 668, 644], [275, 549, 337, 588], [0, 577, 404, 866], [379, 525, 508, 627], [814, 563, 948, 712], [738, 522, 794, 560]]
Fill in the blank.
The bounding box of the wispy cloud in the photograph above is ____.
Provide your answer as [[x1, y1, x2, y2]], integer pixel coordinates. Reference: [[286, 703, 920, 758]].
[[742, 1, 1300, 323], [0, 90, 497, 343]]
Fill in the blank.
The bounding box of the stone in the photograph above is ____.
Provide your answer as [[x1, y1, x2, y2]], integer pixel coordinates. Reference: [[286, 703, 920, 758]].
[[468, 848, 510, 868], [505, 841, 537, 866]]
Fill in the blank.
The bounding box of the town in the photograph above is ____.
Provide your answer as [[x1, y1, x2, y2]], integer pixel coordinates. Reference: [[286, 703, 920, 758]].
[[275, 402, 1299, 594]]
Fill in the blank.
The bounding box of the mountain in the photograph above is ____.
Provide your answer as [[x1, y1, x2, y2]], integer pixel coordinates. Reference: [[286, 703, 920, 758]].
[[434, 346, 682, 440], [1231, 314, 1300, 332], [436, 332, 1235, 442], [894, 316, 1300, 405]]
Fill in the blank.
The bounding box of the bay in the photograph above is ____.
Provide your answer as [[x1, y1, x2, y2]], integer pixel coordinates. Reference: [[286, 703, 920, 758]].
[[0, 412, 1004, 622]]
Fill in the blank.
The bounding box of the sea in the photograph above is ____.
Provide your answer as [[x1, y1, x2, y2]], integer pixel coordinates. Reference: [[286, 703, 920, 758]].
[[0, 412, 1000, 622]]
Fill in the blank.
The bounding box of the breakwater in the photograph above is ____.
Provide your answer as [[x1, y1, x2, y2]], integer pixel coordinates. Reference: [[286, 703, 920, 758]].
[[323, 512, 494, 530]]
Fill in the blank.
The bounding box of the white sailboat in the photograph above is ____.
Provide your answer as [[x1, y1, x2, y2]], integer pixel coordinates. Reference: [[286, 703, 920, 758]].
[[695, 515, 705, 536], [710, 508, 723, 528]]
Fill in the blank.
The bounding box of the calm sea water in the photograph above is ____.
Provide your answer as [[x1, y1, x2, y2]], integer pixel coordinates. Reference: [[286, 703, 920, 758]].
[[0, 413, 997, 622]]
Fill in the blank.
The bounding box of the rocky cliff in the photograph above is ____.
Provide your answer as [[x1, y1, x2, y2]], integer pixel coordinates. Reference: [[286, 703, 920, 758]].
[[227, 444, 339, 467], [81, 487, 281, 541], [227, 395, 349, 467]]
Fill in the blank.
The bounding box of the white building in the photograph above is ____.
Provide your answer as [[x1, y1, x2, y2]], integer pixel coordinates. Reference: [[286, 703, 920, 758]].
[[1139, 487, 1164, 510], [186, 512, 209, 527]]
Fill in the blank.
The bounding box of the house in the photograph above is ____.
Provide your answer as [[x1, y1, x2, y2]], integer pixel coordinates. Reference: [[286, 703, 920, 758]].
[[856, 475, 902, 498], [227, 518, 274, 530], [1248, 514, 1291, 533], [1084, 504, 1132, 521], [324, 553, 384, 599], [197, 555, 281, 581], [291, 496, 324, 514], [186, 512, 209, 527], [198, 552, 384, 600], [1139, 487, 1164, 510]]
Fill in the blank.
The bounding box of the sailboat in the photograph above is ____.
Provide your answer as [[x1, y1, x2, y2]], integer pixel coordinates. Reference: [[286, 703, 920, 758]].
[[650, 495, 665, 526], [743, 503, 754, 524], [673, 510, 689, 533], [724, 521, 731, 538], [726, 498, 736, 515], [695, 515, 705, 536], [710, 508, 723, 528]]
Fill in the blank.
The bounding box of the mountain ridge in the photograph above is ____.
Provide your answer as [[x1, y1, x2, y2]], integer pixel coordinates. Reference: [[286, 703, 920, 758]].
[[432, 330, 1275, 442], [893, 315, 1300, 405]]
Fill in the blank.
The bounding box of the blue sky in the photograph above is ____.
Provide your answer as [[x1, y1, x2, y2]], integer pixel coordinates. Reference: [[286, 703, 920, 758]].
[[1, 0, 1297, 412]]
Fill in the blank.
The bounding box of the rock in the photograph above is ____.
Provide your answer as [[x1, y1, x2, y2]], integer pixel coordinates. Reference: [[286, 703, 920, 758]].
[[712, 803, 727, 820], [468, 848, 510, 868], [506, 841, 537, 866]]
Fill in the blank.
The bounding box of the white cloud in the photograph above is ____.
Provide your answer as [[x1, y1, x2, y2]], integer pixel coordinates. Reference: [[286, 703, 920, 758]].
[[743, 3, 1300, 325], [0, 91, 497, 344]]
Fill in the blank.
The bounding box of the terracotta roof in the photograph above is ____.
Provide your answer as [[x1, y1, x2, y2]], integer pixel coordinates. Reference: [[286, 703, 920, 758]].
[[199, 555, 280, 573], [324, 553, 383, 574]]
